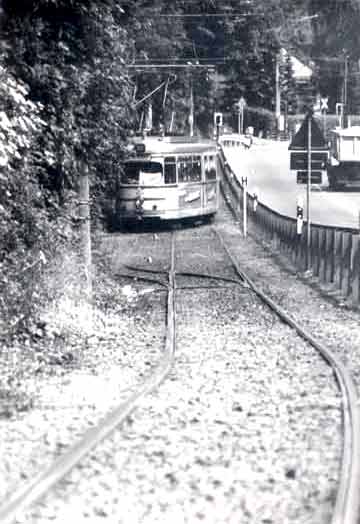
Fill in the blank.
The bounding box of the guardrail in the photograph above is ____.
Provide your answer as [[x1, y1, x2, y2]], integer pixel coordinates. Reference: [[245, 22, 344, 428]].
[[219, 143, 360, 305]]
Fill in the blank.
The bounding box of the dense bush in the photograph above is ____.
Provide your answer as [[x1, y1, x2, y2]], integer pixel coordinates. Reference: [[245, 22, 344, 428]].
[[0, 1, 134, 335], [0, 65, 70, 335]]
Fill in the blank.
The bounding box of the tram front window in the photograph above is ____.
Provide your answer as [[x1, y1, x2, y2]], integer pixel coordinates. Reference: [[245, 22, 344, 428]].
[[122, 161, 163, 185], [205, 155, 217, 180], [164, 157, 176, 184], [177, 155, 202, 183]]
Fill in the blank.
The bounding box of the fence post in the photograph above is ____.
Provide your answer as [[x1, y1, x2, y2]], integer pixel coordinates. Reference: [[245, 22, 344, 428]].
[[319, 228, 327, 282], [292, 224, 298, 265], [286, 221, 292, 256], [310, 227, 316, 271], [327, 229, 336, 284], [313, 228, 320, 277], [299, 229, 307, 271], [350, 233, 360, 303], [334, 231, 342, 289], [341, 232, 351, 297]]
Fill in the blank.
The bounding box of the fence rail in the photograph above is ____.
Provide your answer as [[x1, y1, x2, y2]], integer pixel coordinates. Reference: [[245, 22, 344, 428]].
[[219, 142, 360, 305]]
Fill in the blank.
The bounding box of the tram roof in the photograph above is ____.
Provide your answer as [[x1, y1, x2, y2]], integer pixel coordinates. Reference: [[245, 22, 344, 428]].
[[132, 135, 217, 155]]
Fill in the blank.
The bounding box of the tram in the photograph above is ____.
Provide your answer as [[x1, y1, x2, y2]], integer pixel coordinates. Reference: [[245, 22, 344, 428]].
[[115, 135, 219, 224]]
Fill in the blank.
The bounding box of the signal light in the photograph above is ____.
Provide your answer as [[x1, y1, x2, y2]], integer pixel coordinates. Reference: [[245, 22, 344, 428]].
[[214, 112, 223, 127]]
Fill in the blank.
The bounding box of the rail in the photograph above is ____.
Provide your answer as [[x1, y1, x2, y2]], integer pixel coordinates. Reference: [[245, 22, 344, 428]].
[[219, 139, 360, 305], [0, 235, 177, 524]]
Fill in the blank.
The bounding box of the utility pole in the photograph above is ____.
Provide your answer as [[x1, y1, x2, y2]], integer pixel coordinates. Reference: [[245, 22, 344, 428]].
[[78, 161, 92, 300], [343, 54, 349, 127], [275, 52, 281, 139], [237, 97, 246, 135], [189, 76, 194, 136]]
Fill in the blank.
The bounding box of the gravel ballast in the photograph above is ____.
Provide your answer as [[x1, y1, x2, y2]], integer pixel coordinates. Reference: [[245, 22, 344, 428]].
[[2, 215, 346, 524], [1, 177, 358, 522]]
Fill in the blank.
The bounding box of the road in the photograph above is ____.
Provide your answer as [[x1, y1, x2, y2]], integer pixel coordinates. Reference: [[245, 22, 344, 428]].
[[224, 140, 360, 229]]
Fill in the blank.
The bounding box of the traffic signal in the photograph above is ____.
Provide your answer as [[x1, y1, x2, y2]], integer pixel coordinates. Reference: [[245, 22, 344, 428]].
[[214, 112, 223, 126]]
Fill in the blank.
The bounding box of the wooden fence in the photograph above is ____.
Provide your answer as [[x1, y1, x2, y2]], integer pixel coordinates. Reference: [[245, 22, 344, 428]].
[[219, 143, 360, 305]]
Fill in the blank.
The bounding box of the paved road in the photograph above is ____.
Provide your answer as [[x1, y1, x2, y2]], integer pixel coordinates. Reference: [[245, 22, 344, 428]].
[[224, 140, 360, 229]]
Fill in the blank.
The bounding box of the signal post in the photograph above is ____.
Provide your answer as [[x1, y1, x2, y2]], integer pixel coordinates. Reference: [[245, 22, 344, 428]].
[[214, 112, 223, 141], [289, 111, 328, 272]]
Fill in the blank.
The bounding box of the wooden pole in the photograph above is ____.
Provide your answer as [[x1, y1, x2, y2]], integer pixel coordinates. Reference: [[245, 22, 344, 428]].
[[343, 54, 348, 127], [275, 53, 281, 140], [79, 162, 92, 300], [189, 77, 194, 137]]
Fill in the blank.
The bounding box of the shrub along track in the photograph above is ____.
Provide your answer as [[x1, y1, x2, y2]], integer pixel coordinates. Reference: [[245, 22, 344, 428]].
[[0, 230, 177, 524]]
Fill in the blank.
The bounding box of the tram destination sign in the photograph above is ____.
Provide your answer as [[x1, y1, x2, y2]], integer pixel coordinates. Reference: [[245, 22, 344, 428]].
[[296, 171, 322, 184], [290, 151, 328, 171]]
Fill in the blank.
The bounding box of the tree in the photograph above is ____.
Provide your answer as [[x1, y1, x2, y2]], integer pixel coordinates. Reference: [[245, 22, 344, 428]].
[[280, 51, 298, 115], [2, 0, 135, 224]]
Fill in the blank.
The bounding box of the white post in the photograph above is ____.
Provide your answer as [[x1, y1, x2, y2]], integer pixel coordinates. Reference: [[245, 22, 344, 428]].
[[253, 187, 259, 212], [297, 196, 304, 235], [79, 162, 92, 300], [306, 114, 311, 271], [242, 176, 247, 237], [169, 111, 175, 132]]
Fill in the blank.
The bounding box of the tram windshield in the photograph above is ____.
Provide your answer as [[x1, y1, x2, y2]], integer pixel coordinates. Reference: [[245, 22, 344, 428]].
[[122, 161, 163, 185]]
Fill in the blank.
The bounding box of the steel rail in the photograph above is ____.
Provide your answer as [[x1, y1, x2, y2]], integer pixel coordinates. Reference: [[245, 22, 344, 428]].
[[115, 271, 169, 288], [176, 270, 247, 287], [0, 235, 177, 524], [123, 264, 169, 274], [122, 265, 249, 288], [213, 225, 360, 524]]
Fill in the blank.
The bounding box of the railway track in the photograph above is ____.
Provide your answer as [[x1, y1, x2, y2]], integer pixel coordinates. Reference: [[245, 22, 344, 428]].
[[1, 198, 359, 523]]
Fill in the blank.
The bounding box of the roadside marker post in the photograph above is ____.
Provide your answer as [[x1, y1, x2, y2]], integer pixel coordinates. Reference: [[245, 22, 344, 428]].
[[306, 114, 311, 271], [253, 187, 259, 212], [241, 176, 247, 237], [296, 196, 304, 235], [78, 161, 92, 302]]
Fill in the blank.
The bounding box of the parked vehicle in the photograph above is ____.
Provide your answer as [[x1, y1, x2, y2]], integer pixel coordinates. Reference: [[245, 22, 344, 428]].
[[327, 126, 360, 190]]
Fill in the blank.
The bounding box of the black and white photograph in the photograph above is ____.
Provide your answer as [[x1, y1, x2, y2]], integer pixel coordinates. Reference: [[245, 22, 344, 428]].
[[1, 1, 360, 522]]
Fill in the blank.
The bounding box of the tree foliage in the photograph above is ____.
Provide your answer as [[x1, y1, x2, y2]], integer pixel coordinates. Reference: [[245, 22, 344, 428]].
[[1, 0, 360, 333]]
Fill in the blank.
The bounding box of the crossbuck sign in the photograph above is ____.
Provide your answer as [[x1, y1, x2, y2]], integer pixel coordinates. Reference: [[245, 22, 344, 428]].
[[320, 97, 329, 112]]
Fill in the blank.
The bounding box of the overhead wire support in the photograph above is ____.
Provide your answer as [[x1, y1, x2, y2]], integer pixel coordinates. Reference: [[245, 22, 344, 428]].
[[126, 64, 216, 70], [136, 58, 225, 63], [132, 76, 177, 108], [150, 13, 255, 18]]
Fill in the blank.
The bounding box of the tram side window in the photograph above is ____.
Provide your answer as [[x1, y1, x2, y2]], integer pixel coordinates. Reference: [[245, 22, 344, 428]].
[[177, 155, 202, 183], [205, 155, 217, 180], [164, 156, 176, 184]]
